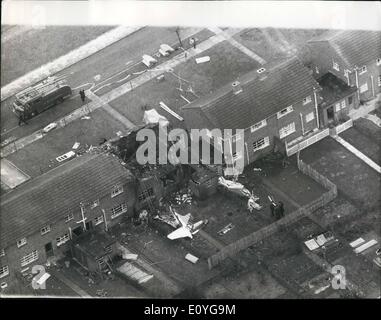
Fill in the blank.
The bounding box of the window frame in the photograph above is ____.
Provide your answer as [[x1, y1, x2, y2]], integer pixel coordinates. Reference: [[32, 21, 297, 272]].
[[252, 136, 270, 152], [277, 106, 293, 119], [305, 112, 315, 123], [17, 238, 27, 248], [279, 122, 296, 139], [20, 250, 38, 267], [56, 234, 70, 247], [359, 83, 368, 93], [303, 96, 312, 105], [0, 265, 9, 279], [359, 66, 367, 75], [94, 215, 104, 226], [111, 185, 124, 198], [111, 203, 128, 219], [250, 119, 267, 133], [40, 225, 51, 236]]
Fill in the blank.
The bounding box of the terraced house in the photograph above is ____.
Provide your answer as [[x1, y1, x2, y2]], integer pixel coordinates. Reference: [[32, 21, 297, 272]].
[[0, 153, 137, 288], [181, 57, 323, 167], [307, 30, 381, 102]]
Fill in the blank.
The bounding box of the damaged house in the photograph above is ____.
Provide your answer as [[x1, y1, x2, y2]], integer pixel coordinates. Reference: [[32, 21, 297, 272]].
[[0, 153, 136, 287], [181, 57, 323, 167]]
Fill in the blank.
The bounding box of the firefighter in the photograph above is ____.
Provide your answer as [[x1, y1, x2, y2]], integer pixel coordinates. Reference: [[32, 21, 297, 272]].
[[189, 37, 197, 49], [79, 89, 86, 103], [18, 113, 27, 126]]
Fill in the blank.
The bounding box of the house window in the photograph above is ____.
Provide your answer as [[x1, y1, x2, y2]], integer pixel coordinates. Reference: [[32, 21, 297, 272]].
[[138, 188, 154, 201], [56, 234, 70, 247], [0, 266, 9, 279], [303, 96, 312, 105], [335, 103, 341, 112], [360, 83, 368, 93], [65, 213, 74, 223], [359, 66, 367, 75], [17, 238, 27, 248], [94, 215, 104, 226], [341, 100, 346, 109], [0, 249, 5, 257], [250, 119, 267, 132], [111, 203, 128, 219], [377, 58, 381, 66], [91, 199, 100, 209], [111, 185, 123, 198], [277, 106, 293, 119], [378, 75, 381, 87], [40, 225, 51, 235], [333, 61, 340, 71], [279, 122, 296, 139], [20, 250, 38, 267], [252, 137, 270, 152], [305, 112, 315, 122]]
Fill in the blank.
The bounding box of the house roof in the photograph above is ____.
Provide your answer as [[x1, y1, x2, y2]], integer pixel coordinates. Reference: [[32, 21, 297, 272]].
[[182, 57, 320, 130], [318, 72, 358, 107], [0, 153, 134, 248], [308, 30, 381, 68]]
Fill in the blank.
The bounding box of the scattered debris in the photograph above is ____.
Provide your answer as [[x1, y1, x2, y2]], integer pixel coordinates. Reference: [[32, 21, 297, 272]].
[[123, 253, 138, 261], [81, 116, 91, 120], [159, 101, 184, 121], [160, 44, 175, 54], [43, 122, 57, 133], [218, 177, 252, 198], [143, 109, 169, 127], [195, 56, 210, 64], [185, 253, 199, 264], [354, 239, 378, 254], [350, 238, 365, 248], [253, 167, 262, 172], [157, 74, 165, 82], [142, 54, 158, 67], [218, 223, 234, 236], [56, 151, 76, 162], [72, 142, 80, 150]]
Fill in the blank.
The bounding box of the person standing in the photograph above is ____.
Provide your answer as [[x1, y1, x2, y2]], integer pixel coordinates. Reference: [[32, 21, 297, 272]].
[[79, 89, 86, 103]]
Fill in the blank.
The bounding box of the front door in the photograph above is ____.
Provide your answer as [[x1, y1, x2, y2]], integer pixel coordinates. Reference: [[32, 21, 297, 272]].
[[327, 106, 334, 122], [45, 242, 54, 257]]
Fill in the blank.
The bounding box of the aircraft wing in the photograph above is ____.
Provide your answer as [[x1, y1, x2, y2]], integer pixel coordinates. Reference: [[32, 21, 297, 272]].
[[167, 227, 193, 240], [175, 212, 191, 227]]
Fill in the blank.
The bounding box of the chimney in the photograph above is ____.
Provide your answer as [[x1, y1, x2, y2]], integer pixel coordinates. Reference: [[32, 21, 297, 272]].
[[232, 81, 243, 95]]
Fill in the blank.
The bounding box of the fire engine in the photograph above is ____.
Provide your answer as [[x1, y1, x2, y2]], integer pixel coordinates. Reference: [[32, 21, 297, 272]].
[[12, 76, 72, 119]]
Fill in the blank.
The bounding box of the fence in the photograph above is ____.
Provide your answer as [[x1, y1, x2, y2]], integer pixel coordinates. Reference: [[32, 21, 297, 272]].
[[207, 158, 337, 269], [286, 128, 329, 156], [331, 119, 353, 135]]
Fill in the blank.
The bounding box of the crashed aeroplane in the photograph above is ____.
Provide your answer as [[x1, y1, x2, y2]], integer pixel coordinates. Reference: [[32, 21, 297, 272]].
[[155, 208, 208, 240], [218, 176, 262, 211]]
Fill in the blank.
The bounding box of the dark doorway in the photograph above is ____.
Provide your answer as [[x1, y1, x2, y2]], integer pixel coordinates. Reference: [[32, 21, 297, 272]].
[[85, 221, 93, 231], [72, 226, 84, 237], [45, 242, 54, 257], [327, 106, 334, 121]]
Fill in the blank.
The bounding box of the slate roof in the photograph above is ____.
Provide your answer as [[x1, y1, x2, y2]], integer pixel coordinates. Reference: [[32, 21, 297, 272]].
[[318, 72, 358, 107], [0, 153, 134, 248], [182, 57, 320, 130], [308, 30, 381, 68]]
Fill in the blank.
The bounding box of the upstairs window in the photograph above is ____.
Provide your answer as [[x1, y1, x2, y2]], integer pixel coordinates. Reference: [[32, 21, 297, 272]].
[[111, 203, 128, 219], [277, 106, 293, 119], [359, 66, 367, 75], [333, 61, 340, 71], [250, 119, 267, 132], [303, 96, 312, 105], [360, 83, 368, 93], [40, 225, 51, 235], [56, 234, 70, 247], [111, 185, 123, 198], [252, 137, 270, 152], [17, 238, 27, 248], [305, 112, 315, 123], [94, 215, 104, 226], [65, 213, 74, 223], [91, 199, 100, 209]]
